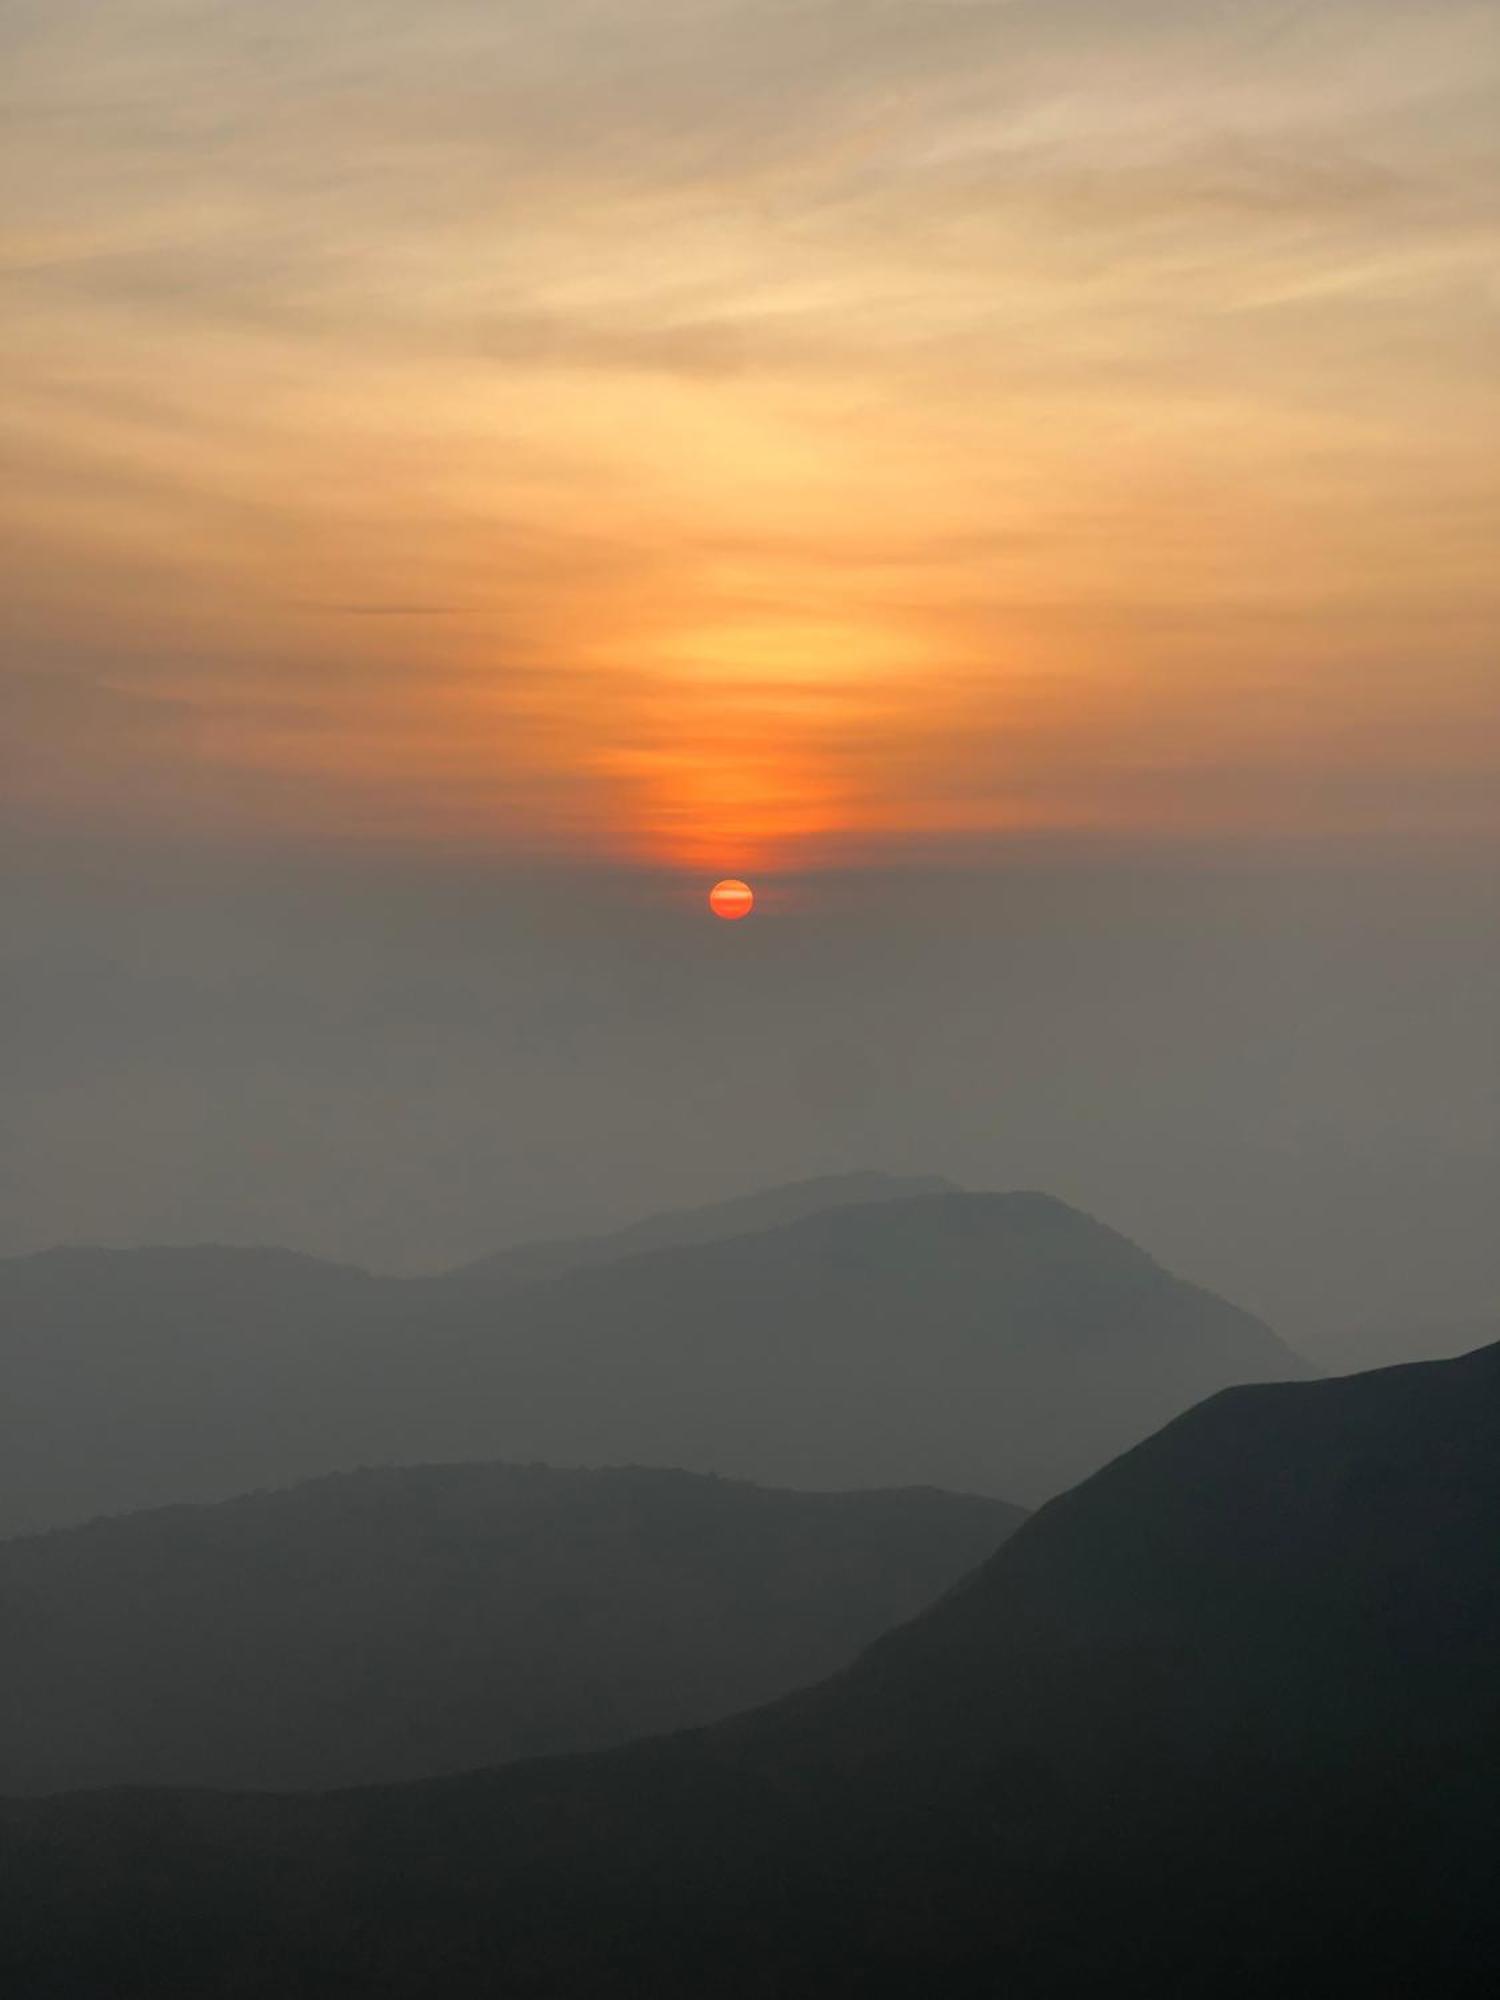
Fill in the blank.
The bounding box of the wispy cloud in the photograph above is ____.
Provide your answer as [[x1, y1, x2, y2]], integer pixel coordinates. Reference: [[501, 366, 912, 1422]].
[[4, 1, 1498, 866]]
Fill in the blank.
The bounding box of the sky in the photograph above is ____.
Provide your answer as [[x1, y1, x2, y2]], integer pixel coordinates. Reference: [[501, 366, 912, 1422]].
[[3, 2, 1498, 1341]]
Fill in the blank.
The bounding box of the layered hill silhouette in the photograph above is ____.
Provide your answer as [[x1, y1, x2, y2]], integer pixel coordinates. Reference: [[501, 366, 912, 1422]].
[[0, 1174, 940, 1536], [3, 1342, 1494, 1995], [0, 1188, 1305, 1533], [447, 1169, 956, 1289], [405, 1192, 1308, 1505], [0, 1462, 1019, 1793]]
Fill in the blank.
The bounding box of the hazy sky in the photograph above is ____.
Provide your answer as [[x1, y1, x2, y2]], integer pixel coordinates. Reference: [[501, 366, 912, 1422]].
[[3, 3, 1497, 1338], [7, 0, 1498, 866]]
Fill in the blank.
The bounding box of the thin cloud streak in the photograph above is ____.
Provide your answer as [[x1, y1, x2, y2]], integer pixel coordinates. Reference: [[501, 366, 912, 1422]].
[[3, 0, 1498, 869]]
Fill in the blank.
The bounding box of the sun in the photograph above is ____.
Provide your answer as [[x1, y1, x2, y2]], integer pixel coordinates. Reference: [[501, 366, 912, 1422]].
[[709, 878, 755, 921]]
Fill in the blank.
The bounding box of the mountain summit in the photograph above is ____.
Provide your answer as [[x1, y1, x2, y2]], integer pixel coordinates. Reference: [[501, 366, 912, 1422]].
[[442, 1190, 1309, 1501], [0, 1187, 1304, 1531], [448, 1169, 958, 1288]]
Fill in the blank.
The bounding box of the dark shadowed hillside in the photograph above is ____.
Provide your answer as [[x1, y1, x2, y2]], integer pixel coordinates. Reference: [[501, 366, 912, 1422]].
[[0, 1191, 1306, 1533], [0, 1463, 1019, 1793], [2, 1344, 1493, 1996]]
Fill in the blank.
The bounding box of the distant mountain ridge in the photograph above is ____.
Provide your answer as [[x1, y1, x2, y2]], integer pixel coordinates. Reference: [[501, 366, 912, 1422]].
[[2, 1342, 1492, 1995], [0, 1183, 1307, 1533], [431, 1191, 1309, 1501], [12, 1171, 955, 1294], [445, 1170, 958, 1289], [0, 1461, 1019, 1793]]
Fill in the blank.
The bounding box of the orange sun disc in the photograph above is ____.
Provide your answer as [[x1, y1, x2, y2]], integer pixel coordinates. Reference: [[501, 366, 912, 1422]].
[[709, 879, 755, 920]]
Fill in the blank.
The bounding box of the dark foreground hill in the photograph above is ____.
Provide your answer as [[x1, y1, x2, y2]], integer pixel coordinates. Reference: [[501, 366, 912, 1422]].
[[0, 1463, 1019, 1793], [2, 1343, 1494, 1997], [0, 1191, 1305, 1532]]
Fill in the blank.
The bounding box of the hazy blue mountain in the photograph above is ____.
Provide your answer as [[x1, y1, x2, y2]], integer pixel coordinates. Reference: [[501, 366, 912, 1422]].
[[3, 1343, 1492, 1995], [446, 1170, 958, 1289], [0, 1191, 1305, 1533], [0, 1462, 1019, 1793], [0, 1175, 944, 1534], [400, 1192, 1310, 1504]]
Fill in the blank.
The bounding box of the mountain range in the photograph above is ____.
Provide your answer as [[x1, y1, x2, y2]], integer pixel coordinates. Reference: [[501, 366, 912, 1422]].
[[444, 1169, 956, 1288], [3, 1338, 1494, 1995], [0, 1461, 1019, 1793], [0, 1183, 1307, 1532]]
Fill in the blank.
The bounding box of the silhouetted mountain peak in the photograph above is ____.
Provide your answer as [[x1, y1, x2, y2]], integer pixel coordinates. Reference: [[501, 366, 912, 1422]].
[[0, 1180, 1309, 1534], [450, 1169, 958, 1287], [771, 1336, 1500, 1783], [732, 1188, 1159, 1264]]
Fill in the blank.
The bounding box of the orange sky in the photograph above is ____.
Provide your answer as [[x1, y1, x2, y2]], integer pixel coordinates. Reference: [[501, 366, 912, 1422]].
[[4, 0, 1498, 875]]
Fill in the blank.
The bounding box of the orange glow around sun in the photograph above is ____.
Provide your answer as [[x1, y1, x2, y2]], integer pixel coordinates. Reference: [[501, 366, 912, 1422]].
[[594, 709, 860, 877], [709, 879, 755, 920], [8, 0, 1498, 880]]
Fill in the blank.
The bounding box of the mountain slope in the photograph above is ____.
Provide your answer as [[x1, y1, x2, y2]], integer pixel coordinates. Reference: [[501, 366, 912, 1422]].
[[413, 1191, 1309, 1503], [2, 1343, 1493, 1996], [0, 1175, 946, 1534], [0, 1191, 1305, 1532], [0, 1463, 1020, 1793]]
